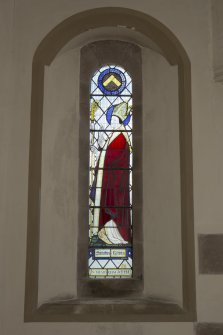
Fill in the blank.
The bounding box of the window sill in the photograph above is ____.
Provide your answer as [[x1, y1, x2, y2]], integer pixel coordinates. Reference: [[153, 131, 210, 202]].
[[78, 278, 143, 298], [25, 297, 196, 322]]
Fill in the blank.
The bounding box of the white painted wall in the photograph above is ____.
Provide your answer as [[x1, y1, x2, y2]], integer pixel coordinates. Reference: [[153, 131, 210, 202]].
[[38, 49, 80, 304], [142, 48, 182, 304], [1, 0, 223, 334]]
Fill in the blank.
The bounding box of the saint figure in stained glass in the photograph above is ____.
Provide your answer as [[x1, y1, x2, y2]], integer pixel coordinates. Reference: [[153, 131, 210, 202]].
[[90, 102, 132, 245]]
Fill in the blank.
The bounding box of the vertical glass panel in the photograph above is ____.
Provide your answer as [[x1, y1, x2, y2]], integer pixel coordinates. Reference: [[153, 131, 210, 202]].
[[89, 65, 133, 278]]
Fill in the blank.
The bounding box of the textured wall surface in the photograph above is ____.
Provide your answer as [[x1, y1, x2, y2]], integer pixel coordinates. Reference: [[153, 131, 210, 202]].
[[1, 0, 223, 334], [199, 234, 223, 274]]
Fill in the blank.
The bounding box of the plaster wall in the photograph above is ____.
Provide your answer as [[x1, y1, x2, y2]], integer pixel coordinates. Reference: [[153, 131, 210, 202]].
[[142, 48, 182, 303], [38, 49, 80, 304], [1, 0, 223, 334]]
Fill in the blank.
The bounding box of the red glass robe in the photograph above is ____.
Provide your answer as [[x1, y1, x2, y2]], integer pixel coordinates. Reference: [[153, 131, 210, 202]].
[[99, 133, 131, 243]]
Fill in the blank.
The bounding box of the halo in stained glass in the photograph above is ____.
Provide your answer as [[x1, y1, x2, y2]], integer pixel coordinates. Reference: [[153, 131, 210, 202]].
[[98, 68, 126, 95]]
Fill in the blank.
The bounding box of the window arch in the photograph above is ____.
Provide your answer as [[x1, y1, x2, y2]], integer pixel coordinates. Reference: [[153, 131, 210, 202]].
[[25, 7, 196, 322]]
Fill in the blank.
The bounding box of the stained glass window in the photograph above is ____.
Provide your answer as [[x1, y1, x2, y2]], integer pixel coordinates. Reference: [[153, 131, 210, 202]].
[[89, 65, 133, 279]]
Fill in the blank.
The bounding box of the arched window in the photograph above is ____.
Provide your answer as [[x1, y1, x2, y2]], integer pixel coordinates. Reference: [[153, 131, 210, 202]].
[[77, 40, 143, 296], [25, 8, 196, 322], [89, 65, 133, 279]]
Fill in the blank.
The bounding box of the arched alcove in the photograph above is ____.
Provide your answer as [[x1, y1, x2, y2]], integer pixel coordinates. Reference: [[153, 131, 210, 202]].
[[25, 7, 196, 322]]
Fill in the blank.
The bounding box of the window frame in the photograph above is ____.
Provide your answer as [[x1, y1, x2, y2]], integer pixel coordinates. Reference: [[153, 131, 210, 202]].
[[24, 7, 196, 322], [77, 40, 143, 297]]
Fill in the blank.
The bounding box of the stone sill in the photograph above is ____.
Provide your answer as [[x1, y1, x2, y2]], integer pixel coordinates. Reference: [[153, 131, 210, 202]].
[[24, 297, 196, 322]]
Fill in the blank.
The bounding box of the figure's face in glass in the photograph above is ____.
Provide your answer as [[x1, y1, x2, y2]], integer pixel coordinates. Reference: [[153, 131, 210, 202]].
[[110, 115, 120, 130]]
